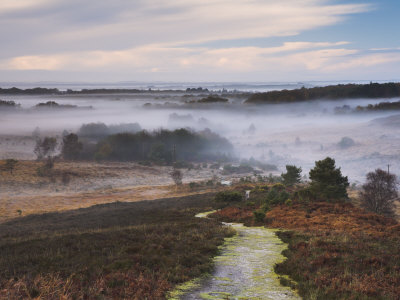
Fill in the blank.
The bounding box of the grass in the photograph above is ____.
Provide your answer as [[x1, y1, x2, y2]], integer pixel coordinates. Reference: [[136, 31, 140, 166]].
[[0, 159, 226, 222], [210, 185, 400, 300], [0, 193, 234, 299]]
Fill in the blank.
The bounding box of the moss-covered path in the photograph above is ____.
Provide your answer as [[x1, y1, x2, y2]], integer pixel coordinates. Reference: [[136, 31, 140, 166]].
[[171, 214, 299, 300]]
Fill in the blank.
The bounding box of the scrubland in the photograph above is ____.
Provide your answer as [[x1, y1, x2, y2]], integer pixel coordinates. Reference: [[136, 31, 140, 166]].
[[212, 185, 400, 300], [0, 160, 227, 222], [0, 193, 234, 299]]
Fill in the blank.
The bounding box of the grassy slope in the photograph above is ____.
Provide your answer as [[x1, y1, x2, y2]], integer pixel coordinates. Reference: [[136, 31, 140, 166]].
[[212, 200, 400, 299], [0, 193, 234, 299]]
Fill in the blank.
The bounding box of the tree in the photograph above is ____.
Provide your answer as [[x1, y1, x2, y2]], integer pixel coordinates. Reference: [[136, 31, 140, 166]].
[[4, 159, 18, 174], [309, 157, 349, 201], [34, 137, 57, 160], [360, 169, 398, 217], [338, 137, 355, 149], [62, 133, 83, 160], [282, 165, 302, 186], [171, 168, 183, 186]]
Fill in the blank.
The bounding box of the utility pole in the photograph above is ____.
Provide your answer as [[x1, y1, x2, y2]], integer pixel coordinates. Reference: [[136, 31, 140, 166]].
[[387, 164, 390, 174]]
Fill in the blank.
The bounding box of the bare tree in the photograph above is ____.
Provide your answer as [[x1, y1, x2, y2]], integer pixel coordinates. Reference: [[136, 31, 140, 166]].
[[34, 137, 57, 160], [360, 169, 398, 217], [171, 168, 183, 186]]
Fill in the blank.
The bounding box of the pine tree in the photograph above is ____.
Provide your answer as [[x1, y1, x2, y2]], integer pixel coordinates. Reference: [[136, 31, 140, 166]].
[[282, 165, 302, 186], [309, 157, 349, 201]]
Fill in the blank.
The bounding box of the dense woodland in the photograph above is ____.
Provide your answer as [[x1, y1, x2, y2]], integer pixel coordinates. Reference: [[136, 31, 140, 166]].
[[246, 82, 400, 104], [63, 126, 234, 163]]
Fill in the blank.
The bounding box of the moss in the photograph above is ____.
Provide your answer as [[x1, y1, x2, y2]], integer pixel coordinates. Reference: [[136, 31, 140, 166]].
[[166, 276, 205, 299], [174, 217, 300, 299]]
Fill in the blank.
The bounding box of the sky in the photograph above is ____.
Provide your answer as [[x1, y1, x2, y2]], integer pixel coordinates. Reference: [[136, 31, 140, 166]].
[[0, 0, 399, 83]]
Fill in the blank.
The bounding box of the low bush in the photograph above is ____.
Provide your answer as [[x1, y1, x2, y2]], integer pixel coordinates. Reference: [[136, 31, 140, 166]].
[[253, 210, 265, 223], [215, 191, 243, 202]]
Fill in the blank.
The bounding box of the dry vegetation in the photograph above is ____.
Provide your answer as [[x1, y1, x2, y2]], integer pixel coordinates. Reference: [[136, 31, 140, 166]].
[[211, 186, 400, 299], [0, 193, 234, 299], [0, 160, 223, 222]]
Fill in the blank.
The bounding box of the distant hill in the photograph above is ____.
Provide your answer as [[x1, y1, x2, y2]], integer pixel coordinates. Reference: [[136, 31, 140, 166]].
[[245, 82, 400, 104]]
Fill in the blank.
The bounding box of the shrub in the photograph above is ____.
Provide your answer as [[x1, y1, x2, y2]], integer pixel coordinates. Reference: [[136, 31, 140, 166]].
[[215, 191, 243, 202], [272, 183, 285, 191], [360, 169, 398, 217], [189, 182, 198, 189], [61, 172, 71, 185], [253, 210, 265, 222], [338, 137, 355, 149], [265, 189, 290, 206], [292, 187, 316, 203], [171, 169, 183, 186], [3, 159, 18, 174]]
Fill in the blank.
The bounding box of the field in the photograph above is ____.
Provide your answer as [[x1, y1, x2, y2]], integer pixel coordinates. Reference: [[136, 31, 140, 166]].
[[0, 193, 234, 299], [0, 160, 229, 222]]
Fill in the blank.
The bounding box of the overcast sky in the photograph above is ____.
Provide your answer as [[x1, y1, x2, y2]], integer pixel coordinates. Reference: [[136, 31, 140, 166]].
[[0, 0, 399, 83]]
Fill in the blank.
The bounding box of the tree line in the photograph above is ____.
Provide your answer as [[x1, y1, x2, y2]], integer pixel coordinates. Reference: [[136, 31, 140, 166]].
[[246, 82, 400, 104]]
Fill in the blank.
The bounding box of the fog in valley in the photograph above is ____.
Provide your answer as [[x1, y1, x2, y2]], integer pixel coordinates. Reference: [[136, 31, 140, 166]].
[[1, 87, 400, 183]]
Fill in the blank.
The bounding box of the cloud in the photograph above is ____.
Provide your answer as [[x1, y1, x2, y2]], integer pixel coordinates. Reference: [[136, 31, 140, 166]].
[[0, 0, 50, 13], [0, 0, 371, 57], [4, 41, 398, 78], [1, 0, 390, 81]]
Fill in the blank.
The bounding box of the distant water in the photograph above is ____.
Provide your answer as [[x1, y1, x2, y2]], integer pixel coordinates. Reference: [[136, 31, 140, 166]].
[[0, 80, 395, 93]]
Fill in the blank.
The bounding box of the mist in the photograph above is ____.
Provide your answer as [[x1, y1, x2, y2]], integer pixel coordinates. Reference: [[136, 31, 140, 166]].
[[1, 90, 399, 182]]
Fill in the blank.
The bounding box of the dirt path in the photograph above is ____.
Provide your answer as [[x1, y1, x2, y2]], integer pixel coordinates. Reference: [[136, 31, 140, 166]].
[[170, 214, 299, 300]]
